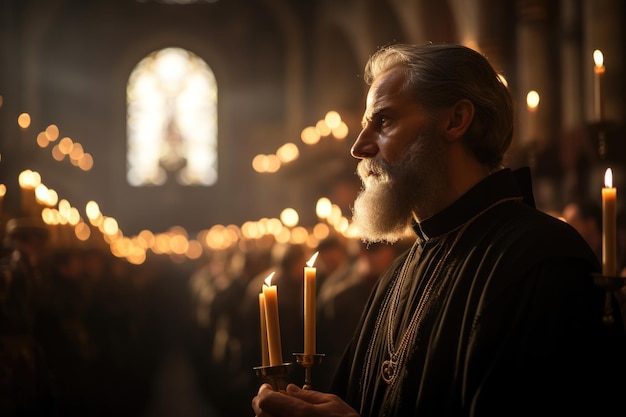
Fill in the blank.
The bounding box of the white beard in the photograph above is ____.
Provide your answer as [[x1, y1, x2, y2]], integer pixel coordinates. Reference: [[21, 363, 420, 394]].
[[351, 132, 447, 243], [352, 163, 412, 243]]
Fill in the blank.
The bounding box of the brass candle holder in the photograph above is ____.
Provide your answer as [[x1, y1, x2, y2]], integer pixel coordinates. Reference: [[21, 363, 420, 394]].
[[293, 353, 325, 390], [592, 273, 626, 326], [253, 362, 294, 391]]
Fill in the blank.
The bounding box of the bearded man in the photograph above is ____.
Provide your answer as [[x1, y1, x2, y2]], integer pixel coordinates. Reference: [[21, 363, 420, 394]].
[[252, 43, 626, 417]]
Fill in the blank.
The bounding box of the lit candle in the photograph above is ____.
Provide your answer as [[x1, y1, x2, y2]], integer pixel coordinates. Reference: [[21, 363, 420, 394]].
[[593, 50, 605, 122], [526, 90, 540, 143], [262, 272, 283, 366], [0, 184, 6, 216], [602, 168, 617, 276], [18, 170, 40, 217], [304, 251, 319, 356], [258, 292, 270, 366]]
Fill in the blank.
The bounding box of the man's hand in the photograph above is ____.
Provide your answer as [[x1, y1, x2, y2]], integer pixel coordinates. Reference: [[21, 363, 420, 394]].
[[252, 383, 360, 417]]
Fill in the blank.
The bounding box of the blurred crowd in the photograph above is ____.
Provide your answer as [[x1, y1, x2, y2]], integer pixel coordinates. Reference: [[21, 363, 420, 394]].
[[1, 200, 625, 417], [0, 214, 412, 417], [0, 217, 196, 416]]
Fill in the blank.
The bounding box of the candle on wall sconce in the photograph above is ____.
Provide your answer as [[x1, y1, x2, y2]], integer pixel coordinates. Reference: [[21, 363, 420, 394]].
[[526, 90, 540, 142], [593, 50, 605, 122], [602, 168, 617, 277]]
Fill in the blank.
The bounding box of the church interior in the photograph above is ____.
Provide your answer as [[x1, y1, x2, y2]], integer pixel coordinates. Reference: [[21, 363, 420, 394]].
[[0, 0, 625, 416]]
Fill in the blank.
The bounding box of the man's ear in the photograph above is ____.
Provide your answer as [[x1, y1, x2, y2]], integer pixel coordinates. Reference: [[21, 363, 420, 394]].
[[442, 99, 474, 142]]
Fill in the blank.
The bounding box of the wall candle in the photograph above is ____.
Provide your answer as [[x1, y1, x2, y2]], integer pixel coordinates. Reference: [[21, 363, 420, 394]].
[[526, 90, 540, 143], [602, 168, 617, 276], [259, 292, 270, 366], [593, 50, 605, 122], [262, 272, 283, 366], [0, 184, 6, 216], [304, 251, 319, 356]]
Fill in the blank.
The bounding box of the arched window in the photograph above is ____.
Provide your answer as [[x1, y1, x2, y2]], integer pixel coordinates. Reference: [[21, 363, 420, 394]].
[[126, 47, 217, 186]]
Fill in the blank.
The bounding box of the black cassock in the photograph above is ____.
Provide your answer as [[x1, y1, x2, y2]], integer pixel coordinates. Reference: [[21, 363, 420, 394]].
[[331, 168, 626, 417]]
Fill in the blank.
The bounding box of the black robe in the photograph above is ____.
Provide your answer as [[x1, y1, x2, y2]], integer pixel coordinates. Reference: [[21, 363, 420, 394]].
[[331, 168, 626, 417]]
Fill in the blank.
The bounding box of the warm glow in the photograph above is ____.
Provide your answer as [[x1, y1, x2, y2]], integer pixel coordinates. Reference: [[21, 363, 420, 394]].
[[252, 154, 267, 172], [306, 251, 319, 267], [75, 223, 91, 241], [45, 189, 59, 207], [51, 145, 65, 161], [264, 272, 276, 286], [497, 74, 509, 88], [280, 208, 299, 227], [18, 113, 31, 129], [37, 132, 50, 148], [41, 208, 57, 225], [301, 126, 320, 145], [594, 50, 604, 68], [85, 201, 101, 220], [0, 184, 5, 197], [45, 124, 60, 141], [312, 223, 330, 239], [69, 142, 84, 160], [186, 240, 204, 259], [275, 227, 291, 243], [328, 204, 343, 224], [290, 226, 308, 244], [58, 137, 74, 154], [252, 154, 280, 173], [153, 234, 170, 254], [315, 119, 331, 136], [526, 91, 540, 110], [34, 184, 49, 204], [335, 217, 350, 233], [68, 207, 81, 226], [58, 199, 71, 219], [276, 143, 299, 163], [332, 122, 349, 140], [18, 170, 41, 188], [605, 168, 613, 188], [463, 39, 480, 52], [265, 218, 283, 235], [325, 111, 341, 129], [102, 217, 119, 235], [169, 234, 189, 255], [265, 154, 281, 173], [316, 197, 332, 219], [139, 230, 156, 247], [78, 153, 94, 171]]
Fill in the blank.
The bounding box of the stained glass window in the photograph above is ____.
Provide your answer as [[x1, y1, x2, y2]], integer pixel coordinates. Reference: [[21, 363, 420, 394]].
[[127, 47, 217, 186]]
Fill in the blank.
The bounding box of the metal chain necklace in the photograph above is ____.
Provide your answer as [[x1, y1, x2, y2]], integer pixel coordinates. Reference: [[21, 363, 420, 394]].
[[359, 195, 523, 408], [381, 222, 464, 384]]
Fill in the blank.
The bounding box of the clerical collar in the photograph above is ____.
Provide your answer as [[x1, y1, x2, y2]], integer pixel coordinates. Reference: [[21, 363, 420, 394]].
[[412, 168, 533, 243]]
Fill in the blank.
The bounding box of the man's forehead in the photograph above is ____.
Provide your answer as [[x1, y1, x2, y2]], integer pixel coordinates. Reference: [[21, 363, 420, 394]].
[[364, 68, 408, 115]]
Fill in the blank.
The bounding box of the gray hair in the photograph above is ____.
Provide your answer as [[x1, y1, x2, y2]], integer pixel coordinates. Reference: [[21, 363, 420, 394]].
[[364, 43, 513, 169]]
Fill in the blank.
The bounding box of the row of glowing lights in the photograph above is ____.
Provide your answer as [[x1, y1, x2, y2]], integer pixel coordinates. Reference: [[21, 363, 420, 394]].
[[17, 113, 94, 171], [6, 107, 356, 264], [14, 168, 358, 265], [252, 110, 349, 173]]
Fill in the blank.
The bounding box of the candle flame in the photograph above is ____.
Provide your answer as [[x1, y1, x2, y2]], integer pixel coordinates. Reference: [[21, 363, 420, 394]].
[[526, 91, 540, 110], [264, 271, 276, 286], [593, 50, 604, 67], [306, 251, 319, 268], [605, 168, 613, 188]]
